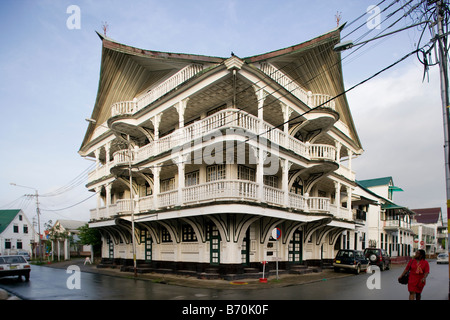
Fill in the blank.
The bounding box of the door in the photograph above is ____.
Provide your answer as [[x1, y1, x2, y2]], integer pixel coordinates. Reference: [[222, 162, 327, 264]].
[[140, 230, 152, 262], [241, 229, 250, 265], [288, 229, 302, 264], [107, 236, 114, 259], [209, 224, 220, 265]]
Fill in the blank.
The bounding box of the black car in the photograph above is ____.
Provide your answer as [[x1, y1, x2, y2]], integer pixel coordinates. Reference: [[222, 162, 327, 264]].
[[333, 249, 369, 274], [364, 248, 391, 271]]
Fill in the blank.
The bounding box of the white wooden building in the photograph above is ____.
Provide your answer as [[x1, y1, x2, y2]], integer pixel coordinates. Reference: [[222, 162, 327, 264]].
[[355, 177, 415, 260], [0, 209, 37, 257], [79, 26, 366, 276]]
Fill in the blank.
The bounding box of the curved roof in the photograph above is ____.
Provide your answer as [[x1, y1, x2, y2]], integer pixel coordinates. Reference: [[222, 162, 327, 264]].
[[80, 27, 362, 153]]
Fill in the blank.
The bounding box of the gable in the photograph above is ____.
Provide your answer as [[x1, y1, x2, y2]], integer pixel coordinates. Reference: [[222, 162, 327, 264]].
[[0, 209, 20, 234]]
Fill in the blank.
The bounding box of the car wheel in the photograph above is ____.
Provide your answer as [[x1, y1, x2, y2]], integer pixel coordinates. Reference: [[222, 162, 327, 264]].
[[369, 254, 377, 262], [355, 265, 361, 274]]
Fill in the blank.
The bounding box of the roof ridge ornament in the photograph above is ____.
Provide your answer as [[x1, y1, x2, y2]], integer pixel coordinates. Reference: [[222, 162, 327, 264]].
[[224, 55, 244, 70]]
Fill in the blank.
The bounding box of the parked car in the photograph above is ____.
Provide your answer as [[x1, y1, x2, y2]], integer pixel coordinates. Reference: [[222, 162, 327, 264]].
[[364, 248, 391, 271], [0, 255, 31, 281], [333, 249, 369, 274], [17, 251, 31, 261], [437, 253, 449, 264]]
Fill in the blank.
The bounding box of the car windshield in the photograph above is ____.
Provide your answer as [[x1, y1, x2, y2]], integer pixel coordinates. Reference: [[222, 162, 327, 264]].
[[365, 249, 378, 254], [0, 256, 27, 264]]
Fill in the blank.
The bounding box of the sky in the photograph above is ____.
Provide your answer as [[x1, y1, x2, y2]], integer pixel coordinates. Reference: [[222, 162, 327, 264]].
[[0, 0, 447, 232]]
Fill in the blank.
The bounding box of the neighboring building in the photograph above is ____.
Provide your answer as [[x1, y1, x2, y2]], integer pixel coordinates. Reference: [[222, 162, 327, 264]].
[[79, 26, 366, 277], [49, 220, 91, 261], [0, 209, 37, 257], [355, 177, 415, 259], [411, 207, 446, 255]]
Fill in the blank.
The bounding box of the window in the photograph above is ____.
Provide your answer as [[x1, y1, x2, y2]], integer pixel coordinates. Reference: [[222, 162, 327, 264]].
[[161, 228, 172, 243], [264, 175, 278, 188], [19, 215, 22, 221], [23, 225, 28, 234], [206, 164, 226, 182], [185, 171, 199, 187], [182, 224, 197, 242], [4, 239, 11, 249], [17, 239, 23, 250], [238, 165, 255, 181], [13, 225, 19, 233], [145, 182, 152, 196], [160, 178, 175, 193]]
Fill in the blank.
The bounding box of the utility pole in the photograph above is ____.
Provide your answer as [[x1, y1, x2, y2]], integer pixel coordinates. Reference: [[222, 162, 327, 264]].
[[434, 0, 450, 298], [10, 183, 43, 262]]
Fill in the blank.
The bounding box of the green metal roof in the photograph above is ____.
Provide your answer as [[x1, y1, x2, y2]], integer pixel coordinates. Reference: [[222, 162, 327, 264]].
[[0, 209, 20, 234], [357, 177, 393, 188]]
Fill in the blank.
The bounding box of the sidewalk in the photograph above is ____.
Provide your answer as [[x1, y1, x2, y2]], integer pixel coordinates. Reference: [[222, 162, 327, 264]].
[[43, 259, 405, 290]]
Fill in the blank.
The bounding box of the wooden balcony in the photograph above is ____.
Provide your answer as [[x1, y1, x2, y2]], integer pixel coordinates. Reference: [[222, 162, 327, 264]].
[[89, 179, 331, 220], [111, 64, 204, 117], [114, 108, 337, 165]]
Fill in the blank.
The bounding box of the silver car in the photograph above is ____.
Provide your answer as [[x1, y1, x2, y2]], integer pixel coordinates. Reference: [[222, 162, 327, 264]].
[[437, 253, 449, 264], [0, 255, 31, 281]]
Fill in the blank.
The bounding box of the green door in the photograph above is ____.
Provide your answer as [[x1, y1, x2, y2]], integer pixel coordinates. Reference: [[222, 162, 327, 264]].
[[140, 230, 152, 262], [107, 236, 114, 259], [288, 229, 302, 264], [209, 225, 220, 265], [241, 229, 250, 265]]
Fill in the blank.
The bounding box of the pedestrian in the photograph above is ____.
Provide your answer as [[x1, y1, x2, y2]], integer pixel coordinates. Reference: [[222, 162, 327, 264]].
[[398, 249, 430, 300]]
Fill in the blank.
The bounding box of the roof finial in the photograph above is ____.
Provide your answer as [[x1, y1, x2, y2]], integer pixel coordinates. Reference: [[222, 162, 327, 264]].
[[335, 11, 342, 27], [102, 21, 109, 37]]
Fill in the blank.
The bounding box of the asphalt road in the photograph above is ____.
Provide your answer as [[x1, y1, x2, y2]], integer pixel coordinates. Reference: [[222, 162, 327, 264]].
[[0, 260, 448, 300]]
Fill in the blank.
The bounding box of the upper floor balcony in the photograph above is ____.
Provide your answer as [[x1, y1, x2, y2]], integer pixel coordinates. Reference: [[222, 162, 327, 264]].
[[258, 62, 336, 110], [89, 178, 341, 221], [108, 107, 337, 171], [111, 64, 205, 117], [383, 219, 412, 232]]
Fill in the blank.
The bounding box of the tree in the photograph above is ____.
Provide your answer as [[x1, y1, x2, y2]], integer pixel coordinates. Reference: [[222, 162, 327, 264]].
[[77, 224, 102, 256]]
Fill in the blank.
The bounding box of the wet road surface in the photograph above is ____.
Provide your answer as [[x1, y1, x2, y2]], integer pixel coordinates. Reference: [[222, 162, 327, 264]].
[[0, 261, 447, 300]]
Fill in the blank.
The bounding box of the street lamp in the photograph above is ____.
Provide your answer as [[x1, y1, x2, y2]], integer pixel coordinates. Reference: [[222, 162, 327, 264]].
[[10, 183, 43, 261], [333, 21, 430, 52]]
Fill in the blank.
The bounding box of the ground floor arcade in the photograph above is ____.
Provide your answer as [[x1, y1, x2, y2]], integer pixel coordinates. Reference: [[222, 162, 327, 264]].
[[90, 204, 357, 276]]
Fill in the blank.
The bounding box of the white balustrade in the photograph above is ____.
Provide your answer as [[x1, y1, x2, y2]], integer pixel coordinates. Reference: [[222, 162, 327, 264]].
[[130, 108, 336, 164], [111, 64, 204, 117], [259, 62, 335, 110], [309, 144, 336, 161], [158, 190, 178, 208], [111, 100, 137, 117], [90, 179, 335, 219], [183, 180, 258, 204]]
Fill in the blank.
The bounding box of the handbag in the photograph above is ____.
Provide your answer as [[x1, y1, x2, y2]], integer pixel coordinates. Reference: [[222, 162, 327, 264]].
[[398, 260, 412, 285]]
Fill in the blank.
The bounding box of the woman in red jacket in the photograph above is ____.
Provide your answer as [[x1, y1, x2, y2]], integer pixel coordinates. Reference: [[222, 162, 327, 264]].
[[398, 249, 430, 300]]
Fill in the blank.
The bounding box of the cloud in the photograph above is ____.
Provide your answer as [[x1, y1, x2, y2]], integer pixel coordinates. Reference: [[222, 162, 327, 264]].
[[347, 62, 446, 211]]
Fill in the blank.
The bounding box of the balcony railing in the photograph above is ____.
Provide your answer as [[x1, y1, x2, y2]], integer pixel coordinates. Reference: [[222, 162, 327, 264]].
[[119, 108, 336, 166], [88, 108, 341, 185], [111, 64, 204, 117], [384, 219, 411, 230], [258, 63, 336, 110], [89, 180, 332, 220]]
